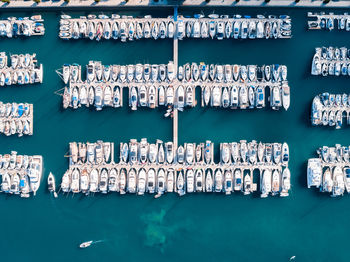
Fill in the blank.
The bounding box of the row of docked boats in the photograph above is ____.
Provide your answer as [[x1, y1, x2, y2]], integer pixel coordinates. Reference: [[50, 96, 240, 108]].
[[59, 14, 291, 41], [70, 139, 289, 167], [62, 84, 122, 110], [128, 85, 195, 111], [0, 15, 44, 38], [0, 53, 41, 70], [318, 144, 350, 164], [308, 12, 350, 31], [61, 83, 290, 112], [60, 165, 290, 197], [311, 47, 350, 76], [307, 145, 350, 197], [0, 152, 43, 197], [311, 93, 350, 129], [202, 84, 290, 110], [0, 53, 43, 85], [60, 62, 288, 85], [178, 63, 288, 83], [60, 61, 176, 85], [69, 141, 113, 165], [0, 101, 32, 137]]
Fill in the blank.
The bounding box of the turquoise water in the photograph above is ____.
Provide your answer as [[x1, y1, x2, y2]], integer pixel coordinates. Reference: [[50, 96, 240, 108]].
[[0, 7, 349, 262]]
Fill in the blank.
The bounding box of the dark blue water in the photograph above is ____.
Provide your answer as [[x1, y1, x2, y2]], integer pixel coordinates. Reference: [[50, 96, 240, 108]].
[[0, 7, 349, 262]]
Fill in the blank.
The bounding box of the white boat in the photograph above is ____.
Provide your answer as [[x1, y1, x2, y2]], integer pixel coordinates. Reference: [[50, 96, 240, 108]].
[[47, 172, 57, 197], [243, 174, 252, 195], [224, 170, 233, 195], [127, 168, 137, 194], [307, 158, 322, 188], [166, 168, 174, 192], [282, 83, 290, 111], [214, 169, 223, 192], [260, 169, 272, 198], [186, 169, 194, 193], [157, 168, 166, 195], [70, 168, 80, 193], [108, 168, 119, 192], [195, 169, 203, 192], [80, 241, 93, 249], [332, 166, 345, 197], [147, 168, 156, 194], [271, 170, 280, 196], [137, 168, 146, 195], [177, 170, 185, 196]]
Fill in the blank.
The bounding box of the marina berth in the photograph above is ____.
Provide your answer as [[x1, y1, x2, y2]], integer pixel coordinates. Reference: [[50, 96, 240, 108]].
[[308, 12, 350, 31], [307, 144, 350, 197], [0, 151, 43, 198], [62, 140, 290, 198], [311, 93, 350, 129], [59, 14, 291, 41], [0, 15, 44, 38], [0, 101, 33, 137], [311, 47, 350, 76], [57, 61, 290, 111], [0, 52, 43, 86]]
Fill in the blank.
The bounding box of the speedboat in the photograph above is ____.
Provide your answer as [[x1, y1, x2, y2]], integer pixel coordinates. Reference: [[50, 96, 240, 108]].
[[243, 174, 252, 195], [119, 169, 127, 194]]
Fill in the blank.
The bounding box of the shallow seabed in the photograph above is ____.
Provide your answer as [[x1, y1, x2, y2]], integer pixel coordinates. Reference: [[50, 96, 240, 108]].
[[0, 7, 349, 262]]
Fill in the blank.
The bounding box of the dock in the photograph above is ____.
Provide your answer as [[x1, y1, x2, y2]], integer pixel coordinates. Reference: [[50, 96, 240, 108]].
[[62, 140, 290, 197]]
